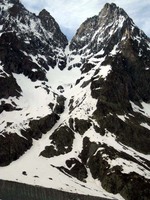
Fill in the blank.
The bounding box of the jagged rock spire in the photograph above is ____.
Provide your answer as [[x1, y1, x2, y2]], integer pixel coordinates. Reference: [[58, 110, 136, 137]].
[[39, 9, 68, 49], [69, 2, 146, 58], [100, 3, 128, 17]]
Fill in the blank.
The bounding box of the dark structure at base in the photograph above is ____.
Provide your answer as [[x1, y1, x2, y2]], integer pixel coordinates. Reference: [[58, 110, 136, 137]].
[[0, 179, 114, 200]]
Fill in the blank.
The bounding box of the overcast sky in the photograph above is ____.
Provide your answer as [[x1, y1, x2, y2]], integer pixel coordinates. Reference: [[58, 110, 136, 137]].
[[20, 0, 150, 40]]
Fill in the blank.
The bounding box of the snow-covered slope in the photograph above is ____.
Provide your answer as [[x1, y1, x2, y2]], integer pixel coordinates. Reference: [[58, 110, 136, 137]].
[[0, 1, 150, 200]]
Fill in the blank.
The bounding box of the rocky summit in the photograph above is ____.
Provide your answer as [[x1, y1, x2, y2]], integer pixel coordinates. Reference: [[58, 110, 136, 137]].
[[0, 1, 150, 200]]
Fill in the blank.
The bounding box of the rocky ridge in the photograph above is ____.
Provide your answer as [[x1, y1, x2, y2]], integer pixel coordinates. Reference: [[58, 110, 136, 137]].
[[0, 1, 150, 200], [0, 0, 67, 165]]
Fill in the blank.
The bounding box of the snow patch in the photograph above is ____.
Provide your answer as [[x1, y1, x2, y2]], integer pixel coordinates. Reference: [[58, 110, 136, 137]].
[[99, 65, 112, 79], [131, 101, 150, 118], [0, 73, 55, 136]]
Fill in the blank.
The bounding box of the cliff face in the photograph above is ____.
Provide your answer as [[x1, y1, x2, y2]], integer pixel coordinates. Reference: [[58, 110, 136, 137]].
[[0, 1, 150, 200]]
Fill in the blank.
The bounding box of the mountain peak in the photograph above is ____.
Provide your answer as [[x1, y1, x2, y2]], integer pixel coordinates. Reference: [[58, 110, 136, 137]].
[[39, 8, 51, 18], [0, 0, 20, 4], [69, 2, 134, 57], [103, 2, 118, 9], [103, 2, 126, 12], [38, 8, 68, 49], [38, 8, 59, 31], [104, 2, 120, 9], [99, 2, 129, 20]]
